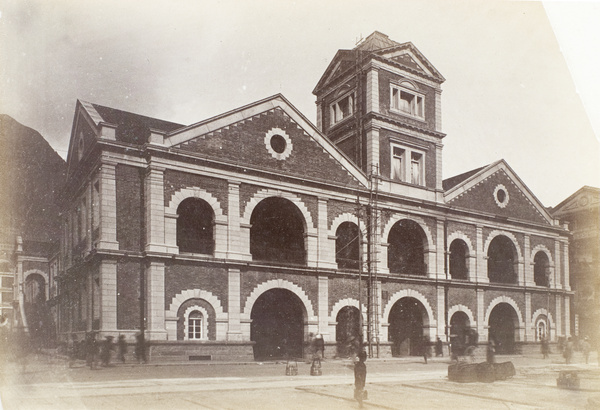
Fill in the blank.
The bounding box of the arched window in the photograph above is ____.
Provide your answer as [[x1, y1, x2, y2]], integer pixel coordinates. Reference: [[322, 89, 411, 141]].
[[388, 220, 426, 275], [250, 197, 306, 265], [487, 235, 518, 284], [336, 222, 359, 270], [186, 310, 205, 340], [536, 318, 547, 341], [449, 239, 468, 280], [177, 198, 215, 254], [533, 251, 550, 287]]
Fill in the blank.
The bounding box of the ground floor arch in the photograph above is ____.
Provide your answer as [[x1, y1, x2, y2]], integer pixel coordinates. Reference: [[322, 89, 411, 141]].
[[250, 288, 306, 360], [335, 305, 361, 357], [488, 303, 520, 354], [388, 297, 430, 356]]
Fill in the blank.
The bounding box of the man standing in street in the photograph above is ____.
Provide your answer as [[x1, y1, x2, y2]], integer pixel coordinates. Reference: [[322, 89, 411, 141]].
[[354, 350, 367, 408]]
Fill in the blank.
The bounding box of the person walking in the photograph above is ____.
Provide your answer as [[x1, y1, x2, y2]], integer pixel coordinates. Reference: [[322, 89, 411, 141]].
[[541, 336, 550, 359], [117, 335, 127, 364], [564, 337, 574, 364], [486, 339, 496, 364], [315, 334, 325, 359], [354, 350, 367, 408], [435, 337, 443, 357], [87, 332, 99, 370], [581, 337, 591, 364], [422, 337, 431, 364]]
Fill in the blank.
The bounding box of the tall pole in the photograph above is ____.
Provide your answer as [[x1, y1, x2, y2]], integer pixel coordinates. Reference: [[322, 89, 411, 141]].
[[356, 196, 364, 350]]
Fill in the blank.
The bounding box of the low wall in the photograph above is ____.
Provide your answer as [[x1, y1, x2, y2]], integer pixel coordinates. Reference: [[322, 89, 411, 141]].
[[148, 340, 255, 362]]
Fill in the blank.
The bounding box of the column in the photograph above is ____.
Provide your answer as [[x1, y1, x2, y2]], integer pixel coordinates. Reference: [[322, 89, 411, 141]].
[[437, 285, 445, 338], [555, 296, 562, 337], [562, 240, 570, 291], [99, 259, 117, 332], [318, 276, 329, 340], [554, 240, 562, 289], [525, 292, 532, 342], [524, 235, 535, 286], [476, 226, 488, 283], [145, 261, 167, 340], [317, 198, 336, 269], [435, 220, 445, 279], [98, 162, 119, 250], [477, 289, 486, 341], [227, 268, 242, 340], [145, 165, 166, 253]]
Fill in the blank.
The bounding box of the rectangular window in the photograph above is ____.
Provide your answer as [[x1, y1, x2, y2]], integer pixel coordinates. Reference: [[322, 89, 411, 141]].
[[188, 317, 203, 340], [390, 143, 426, 186], [330, 92, 355, 125], [391, 147, 405, 181], [390, 83, 425, 119]]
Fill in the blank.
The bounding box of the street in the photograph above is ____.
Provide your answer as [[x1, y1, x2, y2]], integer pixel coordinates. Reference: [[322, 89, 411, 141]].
[[1, 352, 600, 409]]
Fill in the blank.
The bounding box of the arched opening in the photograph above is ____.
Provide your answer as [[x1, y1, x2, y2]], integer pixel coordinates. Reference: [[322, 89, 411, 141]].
[[176, 298, 216, 341], [388, 220, 427, 275], [449, 239, 469, 280], [488, 303, 519, 354], [449, 311, 478, 357], [335, 306, 361, 357], [534, 251, 550, 287], [23, 274, 52, 347], [336, 222, 359, 270], [177, 198, 215, 254], [250, 197, 306, 265], [536, 316, 549, 342], [388, 297, 427, 356], [187, 310, 205, 340], [250, 289, 305, 360], [487, 235, 518, 284]]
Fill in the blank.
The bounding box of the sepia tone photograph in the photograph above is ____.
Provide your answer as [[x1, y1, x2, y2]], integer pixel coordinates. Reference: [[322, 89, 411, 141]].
[[0, 0, 599, 408]]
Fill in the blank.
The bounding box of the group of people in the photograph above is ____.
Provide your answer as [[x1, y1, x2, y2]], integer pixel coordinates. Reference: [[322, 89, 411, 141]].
[[561, 336, 593, 365], [68, 332, 148, 369]]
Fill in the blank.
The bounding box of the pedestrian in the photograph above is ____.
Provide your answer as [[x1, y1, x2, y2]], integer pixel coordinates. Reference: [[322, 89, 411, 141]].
[[87, 332, 99, 370], [486, 339, 495, 364], [68, 333, 77, 368], [435, 337, 443, 357], [135, 333, 147, 364], [581, 337, 591, 364], [315, 334, 325, 359], [354, 350, 367, 408], [541, 336, 549, 359], [117, 335, 127, 363], [564, 337, 574, 364], [422, 337, 431, 364], [101, 336, 115, 367]]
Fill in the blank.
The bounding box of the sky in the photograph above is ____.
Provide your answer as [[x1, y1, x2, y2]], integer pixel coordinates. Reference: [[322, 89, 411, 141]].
[[0, 0, 598, 208]]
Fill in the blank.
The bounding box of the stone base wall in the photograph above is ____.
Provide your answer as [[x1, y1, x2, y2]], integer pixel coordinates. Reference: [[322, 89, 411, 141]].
[[148, 341, 255, 362]]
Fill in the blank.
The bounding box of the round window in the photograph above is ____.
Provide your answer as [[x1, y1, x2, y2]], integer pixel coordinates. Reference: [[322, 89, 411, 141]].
[[270, 134, 286, 154], [493, 184, 509, 208], [264, 128, 293, 160]]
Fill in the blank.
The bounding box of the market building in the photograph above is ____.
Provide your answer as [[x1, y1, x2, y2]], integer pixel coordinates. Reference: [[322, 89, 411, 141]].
[[55, 31, 572, 361]]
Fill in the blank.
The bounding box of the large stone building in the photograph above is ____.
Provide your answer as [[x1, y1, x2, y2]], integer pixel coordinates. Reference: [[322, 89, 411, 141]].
[[55, 31, 572, 360], [552, 186, 600, 345]]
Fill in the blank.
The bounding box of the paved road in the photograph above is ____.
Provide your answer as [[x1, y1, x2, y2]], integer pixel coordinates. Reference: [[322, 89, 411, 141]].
[[1, 353, 599, 409]]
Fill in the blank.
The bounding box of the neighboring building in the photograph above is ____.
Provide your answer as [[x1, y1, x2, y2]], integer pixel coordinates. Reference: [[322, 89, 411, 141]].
[[0, 114, 65, 344], [55, 31, 571, 361], [551, 186, 600, 345]]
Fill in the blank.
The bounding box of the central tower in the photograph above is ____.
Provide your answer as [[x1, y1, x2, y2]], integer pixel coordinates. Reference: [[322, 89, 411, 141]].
[[313, 31, 446, 202]]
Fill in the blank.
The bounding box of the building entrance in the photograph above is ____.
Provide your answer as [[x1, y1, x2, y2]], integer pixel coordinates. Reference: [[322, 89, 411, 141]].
[[388, 297, 427, 356], [250, 288, 305, 360], [488, 303, 518, 354]]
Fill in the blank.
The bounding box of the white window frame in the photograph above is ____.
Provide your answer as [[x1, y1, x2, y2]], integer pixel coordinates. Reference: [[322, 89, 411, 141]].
[[184, 305, 209, 341], [390, 142, 426, 186], [536, 318, 547, 341], [390, 82, 425, 120], [330, 91, 355, 126]]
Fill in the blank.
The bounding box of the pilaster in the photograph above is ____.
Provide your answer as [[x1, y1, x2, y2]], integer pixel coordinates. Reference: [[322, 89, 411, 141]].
[[524, 234, 535, 286], [554, 240, 562, 289], [100, 259, 117, 332], [562, 239, 570, 291], [145, 165, 167, 253], [318, 276, 329, 340], [555, 296, 562, 337], [227, 268, 242, 340], [477, 289, 485, 341], [365, 66, 379, 114], [564, 295, 570, 337], [317, 198, 336, 269], [227, 181, 244, 259], [437, 286, 445, 338], [525, 292, 532, 341], [435, 220, 445, 279], [476, 226, 488, 283], [435, 89, 442, 132], [145, 261, 167, 340], [365, 124, 380, 177], [98, 162, 119, 250]]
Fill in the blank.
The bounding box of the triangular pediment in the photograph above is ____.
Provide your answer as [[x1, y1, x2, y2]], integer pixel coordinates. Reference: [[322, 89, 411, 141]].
[[165, 95, 367, 188], [444, 160, 554, 225], [552, 186, 600, 218], [377, 44, 445, 82], [66, 101, 102, 177]]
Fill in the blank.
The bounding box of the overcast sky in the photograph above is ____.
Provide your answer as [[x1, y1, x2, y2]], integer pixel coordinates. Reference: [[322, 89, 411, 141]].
[[1, 0, 598, 207]]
